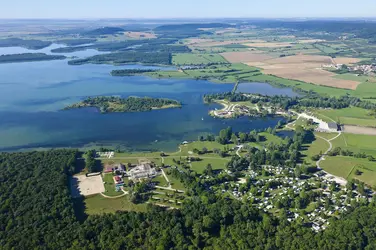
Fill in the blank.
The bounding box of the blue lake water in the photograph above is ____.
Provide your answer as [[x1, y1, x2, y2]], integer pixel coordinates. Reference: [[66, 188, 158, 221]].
[[0, 44, 298, 152]]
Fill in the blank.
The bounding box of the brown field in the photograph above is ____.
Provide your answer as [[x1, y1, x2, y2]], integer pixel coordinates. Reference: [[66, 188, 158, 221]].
[[344, 125, 376, 135], [191, 39, 266, 47], [220, 51, 275, 63], [333, 57, 362, 64], [185, 38, 214, 45], [245, 54, 361, 90], [243, 42, 294, 48], [125, 32, 156, 39]]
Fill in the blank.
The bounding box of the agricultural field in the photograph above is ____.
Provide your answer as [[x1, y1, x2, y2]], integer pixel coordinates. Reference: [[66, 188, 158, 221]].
[[315, 107, 376, 127], [302, 136, 329, 164], [172, 53, 227, 65], [320, 156, 376, 187], [331, 133, 376, 157]]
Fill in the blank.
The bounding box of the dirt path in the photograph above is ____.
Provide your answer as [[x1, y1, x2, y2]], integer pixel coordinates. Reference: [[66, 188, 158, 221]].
[[161, 169, 171, 188], [100, 189, 128, 199], [155, 185, 185, 193]]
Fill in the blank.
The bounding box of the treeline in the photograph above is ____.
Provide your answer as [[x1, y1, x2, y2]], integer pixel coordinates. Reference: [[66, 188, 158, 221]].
[[204, 92, 376, 110], [111, 69, 158, 76], [55, 38, 97, 46], [0, 38, 51, 49], [52, 39, 182, 53], [64, 96, 181, 113], [68, 51, 172, 65], [2, 150, 376, 249], [0, 53, 66, 63]]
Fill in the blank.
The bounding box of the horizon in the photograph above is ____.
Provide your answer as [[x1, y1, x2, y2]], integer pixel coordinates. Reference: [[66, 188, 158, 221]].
[[1, 0, 376, 19]]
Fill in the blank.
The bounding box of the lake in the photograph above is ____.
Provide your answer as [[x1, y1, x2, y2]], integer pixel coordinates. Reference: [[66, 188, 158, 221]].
[[0, 44, 298, 152]]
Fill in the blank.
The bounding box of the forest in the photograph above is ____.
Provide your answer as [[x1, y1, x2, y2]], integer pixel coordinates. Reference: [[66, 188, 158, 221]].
[[0, 38, 52, 49], [0, 53, 66, 63], [63, 96, 182, 113], [68, 51, 172, 65], [1, 150, 376, 249]]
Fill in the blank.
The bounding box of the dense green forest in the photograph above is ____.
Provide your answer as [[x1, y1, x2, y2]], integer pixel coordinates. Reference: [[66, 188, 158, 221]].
[[0, 38, 52, 49], [63, 96, 182, 113], [0, 53, 66, 63], [111, 69, 158, 76], [1, 150, 376, 249], [68, 51, 171, 65]]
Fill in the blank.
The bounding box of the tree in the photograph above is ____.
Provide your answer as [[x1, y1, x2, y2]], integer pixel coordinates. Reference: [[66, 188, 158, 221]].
[[231, 133, 238, 145]]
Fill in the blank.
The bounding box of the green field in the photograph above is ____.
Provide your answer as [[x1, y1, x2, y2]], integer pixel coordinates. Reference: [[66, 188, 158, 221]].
[[303, 136, 328, 164], [331, 133, 376, 157], [102, 173, 123, 196], [152, 175, 168, 187], [172, 53, 228, 65], [84, 194, 147, 215], [315, 107, 376, 127], [320, 156, 376, 186], [190, 158, 229, 174]]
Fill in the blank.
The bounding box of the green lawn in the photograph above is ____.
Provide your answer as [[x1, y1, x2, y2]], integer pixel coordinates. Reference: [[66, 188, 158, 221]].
[[315, 107, 376, 127], [152, 175, 168, 187], [84, 194, 147, 215], [190, 158, 229, 174], [331, 133, 376, 157], [303, 136, 329, 164], [320, 156, 376, 186], [102, 173, 123, 196], [164, 172, 186, 190], [172, 53, 228, 65]]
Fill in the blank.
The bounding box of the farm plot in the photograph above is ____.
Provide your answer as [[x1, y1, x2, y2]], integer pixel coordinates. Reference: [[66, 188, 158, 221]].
[[172, 53, 227, 65], [220, 51, 275, 63], [245, 54, 362, 90]]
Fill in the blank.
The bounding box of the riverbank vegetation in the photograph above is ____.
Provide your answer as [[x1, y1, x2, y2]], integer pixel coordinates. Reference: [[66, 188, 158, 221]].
[[0, 53, 66, 63], [63, 96, 182, 113]]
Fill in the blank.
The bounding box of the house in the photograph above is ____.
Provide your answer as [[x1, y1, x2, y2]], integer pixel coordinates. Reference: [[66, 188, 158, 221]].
[[104, 166, 113, 173], [113, 164, 126, 175], [128, 163, 157, 180], [328, 122, 340, 131], [113, 175, 124, 185]]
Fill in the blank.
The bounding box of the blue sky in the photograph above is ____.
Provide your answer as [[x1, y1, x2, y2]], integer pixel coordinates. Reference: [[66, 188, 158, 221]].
[[1, 0, 376, 19]]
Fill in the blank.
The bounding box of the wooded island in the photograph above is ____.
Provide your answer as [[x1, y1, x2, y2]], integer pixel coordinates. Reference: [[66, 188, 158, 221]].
[[64, 96, 182, 113]]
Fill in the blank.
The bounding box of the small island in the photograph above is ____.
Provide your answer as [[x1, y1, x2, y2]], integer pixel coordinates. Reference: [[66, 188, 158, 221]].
[[63, 96, 182, 113], [111, 69, 158, 76]]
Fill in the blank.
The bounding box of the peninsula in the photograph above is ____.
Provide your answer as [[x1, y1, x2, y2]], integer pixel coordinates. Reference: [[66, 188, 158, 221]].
[[63, 96, 182, 113]]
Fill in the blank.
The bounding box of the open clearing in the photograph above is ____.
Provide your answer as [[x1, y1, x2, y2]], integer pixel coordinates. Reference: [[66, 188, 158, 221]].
[[245, 54, 361, 89], [125, 31, 156, 39], [331, 133, 376, 157], [70, 174, 105, 198], [220, 51, 274, 63], [315, 107, 376, 127], [320, 156, 376, 187], [85, 194, 147, 215]]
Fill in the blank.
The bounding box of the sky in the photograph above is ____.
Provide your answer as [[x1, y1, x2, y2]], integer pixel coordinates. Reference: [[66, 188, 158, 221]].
[[1, 0, 376, 19]]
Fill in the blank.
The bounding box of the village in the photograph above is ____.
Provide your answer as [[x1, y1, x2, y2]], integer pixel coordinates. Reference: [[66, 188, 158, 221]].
[[215, 164, 373, 232]]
